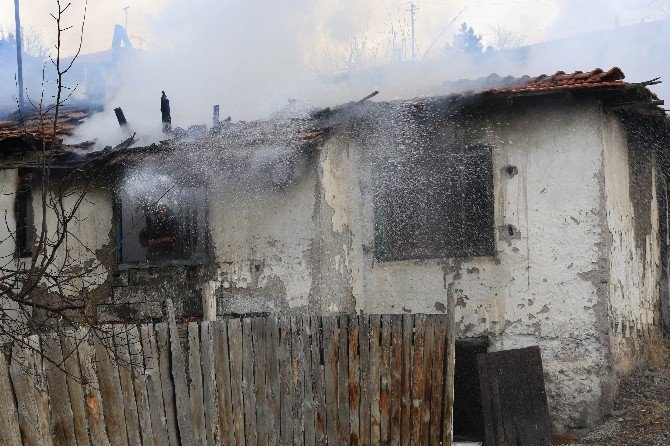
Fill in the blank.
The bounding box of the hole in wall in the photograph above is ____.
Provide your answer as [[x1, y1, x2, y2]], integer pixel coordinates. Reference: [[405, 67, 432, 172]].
[[503, 165, 518, 178]]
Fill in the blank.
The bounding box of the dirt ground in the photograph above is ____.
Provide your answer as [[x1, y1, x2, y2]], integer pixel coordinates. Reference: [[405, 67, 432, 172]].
[[575, 339, 670, 446]]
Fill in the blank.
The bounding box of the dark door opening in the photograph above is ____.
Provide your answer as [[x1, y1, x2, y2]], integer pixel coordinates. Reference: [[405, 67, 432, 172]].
[[453, 338, 488, 442]]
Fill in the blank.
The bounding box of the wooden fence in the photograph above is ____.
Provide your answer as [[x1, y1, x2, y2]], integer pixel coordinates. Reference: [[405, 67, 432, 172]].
[[0, 311, 455, 446]]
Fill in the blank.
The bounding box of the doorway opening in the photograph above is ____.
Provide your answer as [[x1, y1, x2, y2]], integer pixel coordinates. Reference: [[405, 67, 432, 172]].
[[453, 338, 488, 442]]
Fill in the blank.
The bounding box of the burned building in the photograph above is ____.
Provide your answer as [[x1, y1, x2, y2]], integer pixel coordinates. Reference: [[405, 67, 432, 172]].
[[1, 67, 669, 435]]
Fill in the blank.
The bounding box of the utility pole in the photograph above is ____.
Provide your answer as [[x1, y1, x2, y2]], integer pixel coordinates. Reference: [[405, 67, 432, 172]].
[[123, 6, 130, 30], [408, 2, 418, 61], [14, 0, 24, 109]]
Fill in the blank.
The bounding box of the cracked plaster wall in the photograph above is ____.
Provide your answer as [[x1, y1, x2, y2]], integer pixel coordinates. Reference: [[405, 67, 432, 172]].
[[323, 101, 661, 432]]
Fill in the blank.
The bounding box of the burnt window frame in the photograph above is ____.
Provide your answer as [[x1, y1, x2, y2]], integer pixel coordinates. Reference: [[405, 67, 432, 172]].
[[373, 144, 495, 261], [15, 169, 34, 258], [113, 179, 210, 270]]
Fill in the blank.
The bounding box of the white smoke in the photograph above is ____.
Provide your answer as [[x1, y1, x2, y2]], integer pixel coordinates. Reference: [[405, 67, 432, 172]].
[[65, 0, 670, 146]]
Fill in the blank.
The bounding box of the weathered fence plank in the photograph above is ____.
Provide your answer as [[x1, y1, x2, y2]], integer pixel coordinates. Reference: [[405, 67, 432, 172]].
[[226, 318, 245, 446], [211, 321, 231, 446], [310, 316, 327, 446], [358, 315, 371, 446], [241, 318, 258, 446], [291, 316, 305, 446], [266, 316, 281, 446], [140, 324, 171, 446], [113, 326, 142, 446], [369, 315, 382, 446], [44, 332, 78, 446], [167, 300, 198, 446], [380, 315, 392, 445], [156, 322, 180, 446], [28, 335, 54, 446], [400, 314, 412, 446], [127, 326, 155, 446], [187, 323, 207, 445], [410, 315, 425, 446], [321, 316, 338, 446], [252, 317, 269, 446], [203, 321, 222, 446], [60, 331, 91, 446], [348, 315, 361, 446], [390, 314, 402, 446], [337, 316, 350, 445], [76, 329, 110, 446], [0, 346, 22, 446], [302, 316, 316, 446], [95, 327, 130, 446], [9, 343, 45, 446]]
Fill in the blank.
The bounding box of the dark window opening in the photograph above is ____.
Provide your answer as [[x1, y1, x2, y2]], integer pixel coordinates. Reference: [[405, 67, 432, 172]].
[[374, 146, 495, 261], [15, 171, 33, 257], [116, 179, 208, 266], [453, 339, 488, 442]]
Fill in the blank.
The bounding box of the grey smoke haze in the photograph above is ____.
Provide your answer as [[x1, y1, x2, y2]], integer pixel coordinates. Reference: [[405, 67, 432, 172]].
[[47, 0, 670, 144]]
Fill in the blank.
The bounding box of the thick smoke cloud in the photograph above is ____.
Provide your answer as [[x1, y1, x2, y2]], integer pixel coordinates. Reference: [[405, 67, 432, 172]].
[[66, 0, 670, 146]]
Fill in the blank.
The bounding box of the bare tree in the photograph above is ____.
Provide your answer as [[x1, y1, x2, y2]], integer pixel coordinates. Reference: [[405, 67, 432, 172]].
[[0, 0, 130, 372], [490, 25, 524, 51]]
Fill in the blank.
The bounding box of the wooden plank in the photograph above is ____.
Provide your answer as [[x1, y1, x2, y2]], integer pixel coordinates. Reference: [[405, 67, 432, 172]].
[[442, 289, 456, 446], [241, 318, 258, 446], [278, 316, 294, 446], [409, 315, 425, 446], [309, 317, 327, 446], [358, 315, 371, 446], [477, 354, 496, 446], [379, 315, 391, 445], [389, 314, 402, 446], [337, 316, 350, 445], [140, 324, 171, 446], [0, 345, 22, 446], [302, 316, 316, 446], [60, 330, 90, 446], [252, 317, 269, 446], [113, 326, 142, 446], [215, 321, 235, 445], [291, 316, 305, 446], [166, 299, 198, 446], [477, 346, 553, 446], [368, 315, 382, 446], [226, 318, 246, 446], [9, 343, 46, 446], [28, 335, 53, 446], [127, 326, 155, 446], [187, 323, 207, 445], [75, 329, 111, 446], [420, 319, 435, 446], [429, 316, 447, 446], [44, 332, 78, 446], [94, 327, 130, 446], [156, 322, 180, 446], [266, 316, 281, 446], [204, 321, 224, 446], [321, 316, 338, 446], [400, 314, 412, 446], [348, 315, 361, 446]]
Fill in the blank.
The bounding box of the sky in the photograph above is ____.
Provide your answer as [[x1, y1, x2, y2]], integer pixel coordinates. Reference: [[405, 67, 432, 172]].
[[0, 0, 665, 58]]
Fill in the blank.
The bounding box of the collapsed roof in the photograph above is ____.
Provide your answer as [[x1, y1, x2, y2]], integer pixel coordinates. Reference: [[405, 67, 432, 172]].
[[0, 67, 665, 167]]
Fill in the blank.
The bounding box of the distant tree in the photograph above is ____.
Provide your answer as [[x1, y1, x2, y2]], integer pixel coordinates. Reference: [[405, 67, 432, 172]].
[[446, 22, 483, 56], [490, 25, 524, 51]]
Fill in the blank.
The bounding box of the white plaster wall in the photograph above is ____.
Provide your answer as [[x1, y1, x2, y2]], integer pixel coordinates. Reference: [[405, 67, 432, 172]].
[[331, 103, 613, 430], [32, 186, 113, 297], [0, 169, 21, 332], [601, 114, 661, 388], [208, 161, 318, 312]]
